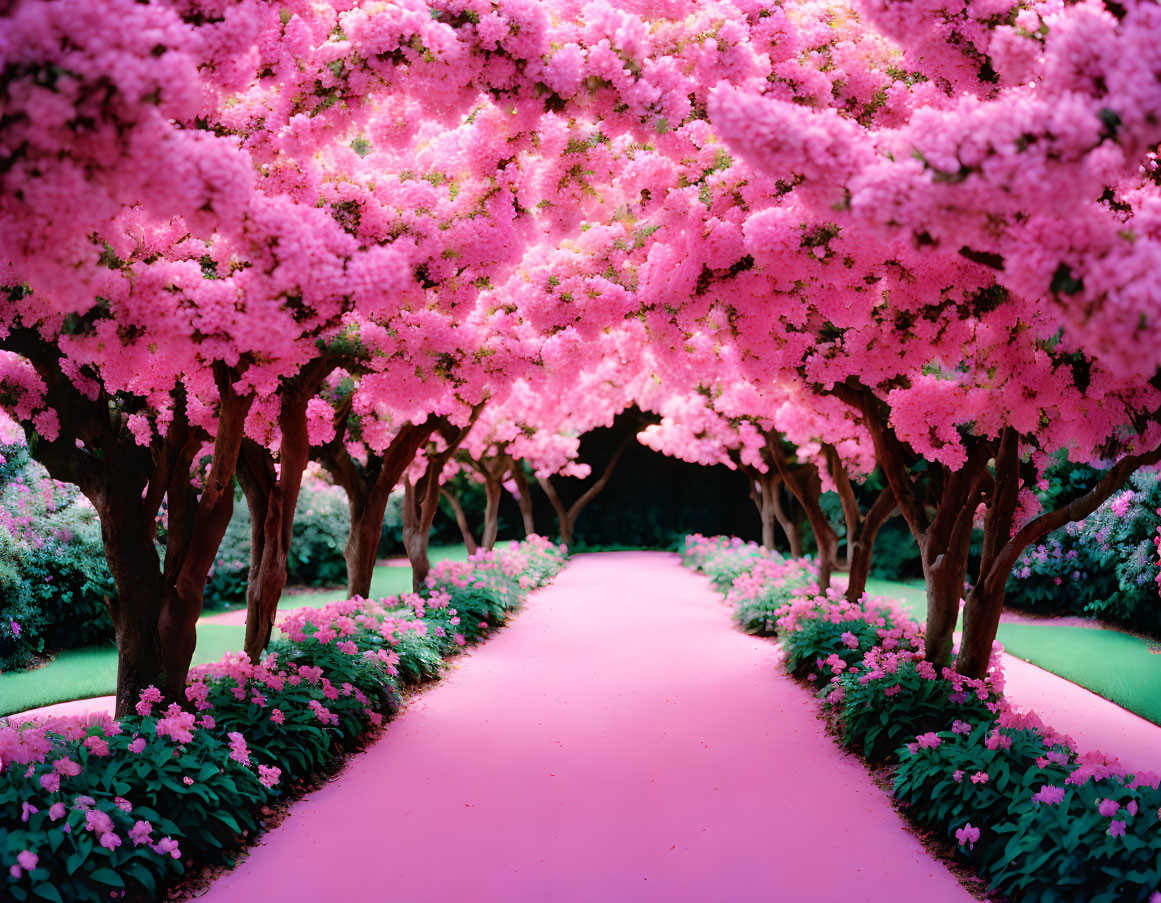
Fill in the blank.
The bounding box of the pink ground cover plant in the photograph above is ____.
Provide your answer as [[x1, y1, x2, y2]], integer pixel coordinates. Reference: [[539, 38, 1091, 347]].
[[1, 537, 566, 903], [685, 534, 1161, 901]]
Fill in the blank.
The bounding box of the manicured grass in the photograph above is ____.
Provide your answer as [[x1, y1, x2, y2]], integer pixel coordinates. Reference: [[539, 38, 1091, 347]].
[[866, 576, 1161, 727], [0, 545, 472, 718], [0, 625, 245, 718], [995, 623, 1161, 727]]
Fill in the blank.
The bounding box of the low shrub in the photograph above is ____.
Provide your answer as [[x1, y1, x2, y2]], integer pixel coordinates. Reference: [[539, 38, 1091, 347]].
[[1, 537, 567, 902], [775, 591, 922, 684], [726, 557, 818, 637], [893, 713, 1077, 867], [0, 444, 115, 672], [1006, 468, 1161, 637]]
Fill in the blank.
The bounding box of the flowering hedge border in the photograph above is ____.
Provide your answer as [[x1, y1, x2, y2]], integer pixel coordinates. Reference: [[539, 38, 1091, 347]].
[[0, 536, 567, 903], [682, 534, 1161, 903]]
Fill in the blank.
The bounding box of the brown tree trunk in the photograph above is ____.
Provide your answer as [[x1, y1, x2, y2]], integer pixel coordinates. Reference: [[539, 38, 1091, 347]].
[[97, 505, 165, 717], [770, 487, 804, 558], [844, 485, 896, 604], [956, 431, 1161, 677], [401, 412, 482, 592], [316, 415, 441, 600], [537, 433, 632, 547], [745, 469, 777, 550], [238, 361, 335, 661], [155, 373, 251, 701], [768, 438, 838, 592], [509, 463, 536, 537], [441, 488, 479, 555], [832, 382, 989, 670], [481, 477, 502, 550]]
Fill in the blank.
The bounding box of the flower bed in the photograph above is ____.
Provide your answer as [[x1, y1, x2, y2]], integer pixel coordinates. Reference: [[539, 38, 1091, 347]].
[[0, 537, 567, 903], [684, 534, 1161, 903]]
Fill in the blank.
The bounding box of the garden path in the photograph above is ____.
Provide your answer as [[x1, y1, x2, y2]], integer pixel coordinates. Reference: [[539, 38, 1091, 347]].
[[200, 552, 974, 903]]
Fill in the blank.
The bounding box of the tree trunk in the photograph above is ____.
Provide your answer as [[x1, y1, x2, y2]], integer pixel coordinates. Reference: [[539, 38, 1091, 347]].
[[481, 477, 502, 550], [768, 439, 838, 592], [238, 361, 334, 661], [956, 431, 1161, 678], [441, 488, 479, 555], [509, 463, 536, 537], [316, 416, 441, 600], [402, 477, 434, 591], [771, 486, 804, 557], [844, 486, 896, 604], [537, 433, 632, 547], [97, 506, 165, 718], [401, 412, 482, 592], [746, 469, 777, 550]]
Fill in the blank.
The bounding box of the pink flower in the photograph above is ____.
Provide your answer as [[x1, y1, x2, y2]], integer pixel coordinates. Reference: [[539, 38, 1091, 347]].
[[129, 821, 153, 846], [455, 634, 466, 646], [299, 665, 323, 684], [227, 731, 250, 766], [199, 715, 216, 730], [1108, 820, 1126, 837], [884, 684, 901, 696], [10, 865, 22, 879], [951, 720, 972, 735], [971, 772, 990, 784], [337, 640, 357, 655], [916, 732, 941, 749], [17, 851, 37, 871], [952, 770, 964, 783], [53, 757, 82, 777], [840, 630, 859, 649], [270, 708, 285, 724], [84, 810, 113, 835], [182, 777, 193, 786], [1099, 798, 1120, 817], [113, 797, 132, 813], [99, 832, 121, 851], [128, 738, 147, 754], [985, 730, 1012, 750], [1033, 785, 1065, 805], [155, 704, 196, 744], [21, 802, 37, 823], [955, 824, 981, 849], [40, 772, 60, 793], [258, 765, 281, 788], [48, 803, 66, 820], [153, 837, 181, 859]]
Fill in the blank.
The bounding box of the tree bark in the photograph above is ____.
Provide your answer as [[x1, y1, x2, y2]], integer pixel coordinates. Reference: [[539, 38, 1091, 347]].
[[401, 411, 482, 591], [509, 462, 536, 537], [441, 488, 479, 555], [833, 381, 990, 669], [956, 431, 1161, 677], [768, 437, 838, 591], [1, 328, 254, 714], [745, 468, 778, 550], [316, 415, 441, 599], [481, 476, 503, 550], [844, 485, 896, 603], [537, 433, 633, 547], [238, 359, 336, 661], [769, 486, 803, 557]]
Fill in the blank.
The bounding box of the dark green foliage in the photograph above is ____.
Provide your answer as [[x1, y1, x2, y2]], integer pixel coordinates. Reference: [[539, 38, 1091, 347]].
[[1006, 466, 1161, 636]]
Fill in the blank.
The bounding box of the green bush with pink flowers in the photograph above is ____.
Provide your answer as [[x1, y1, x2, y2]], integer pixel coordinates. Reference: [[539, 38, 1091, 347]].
[[1, 538, 567, 903], [684, 533, 1161, 903]]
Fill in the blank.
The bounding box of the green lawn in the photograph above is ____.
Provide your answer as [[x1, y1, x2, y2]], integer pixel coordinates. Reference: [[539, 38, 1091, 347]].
[[0, 545, 471, 718], [867, 577, 1161, 727]]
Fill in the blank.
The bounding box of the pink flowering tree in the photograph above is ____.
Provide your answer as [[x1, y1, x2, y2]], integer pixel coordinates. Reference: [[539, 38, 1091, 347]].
[[693, 0, 1161, 675]]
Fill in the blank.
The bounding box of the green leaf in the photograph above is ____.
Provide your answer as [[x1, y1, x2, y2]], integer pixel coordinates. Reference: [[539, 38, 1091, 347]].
[[31, 882, 63, 902], [65, 849, 88, 876], [90, 868, 126, 887]]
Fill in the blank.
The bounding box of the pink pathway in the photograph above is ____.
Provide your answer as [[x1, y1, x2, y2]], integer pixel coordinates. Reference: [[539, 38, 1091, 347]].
[[203, 552, 973, 903]]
